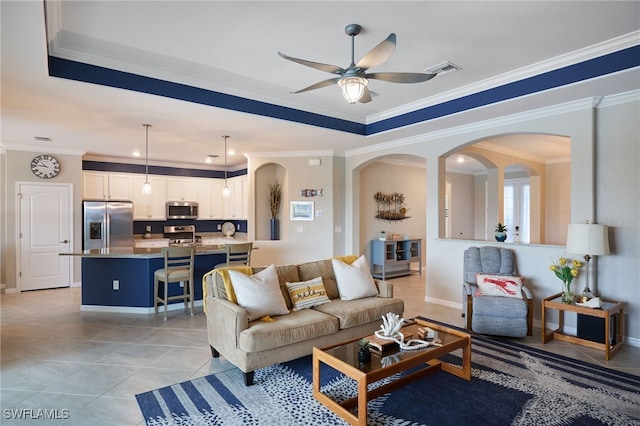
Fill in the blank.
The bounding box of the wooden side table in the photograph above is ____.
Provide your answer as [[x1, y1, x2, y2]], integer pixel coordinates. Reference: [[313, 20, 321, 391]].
[[541, 293, 624, 360]]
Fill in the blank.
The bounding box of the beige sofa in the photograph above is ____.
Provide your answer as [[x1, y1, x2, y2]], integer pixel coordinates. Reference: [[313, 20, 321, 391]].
[[203, 257, 405, 385]]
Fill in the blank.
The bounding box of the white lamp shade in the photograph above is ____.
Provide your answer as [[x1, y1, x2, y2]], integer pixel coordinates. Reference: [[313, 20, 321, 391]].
[[566, 223, 610, 256], [338, 76, 368, 103]]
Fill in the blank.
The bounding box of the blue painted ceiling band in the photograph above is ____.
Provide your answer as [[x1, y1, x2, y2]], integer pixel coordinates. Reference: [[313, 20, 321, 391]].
[[49, 45, 639, 137]]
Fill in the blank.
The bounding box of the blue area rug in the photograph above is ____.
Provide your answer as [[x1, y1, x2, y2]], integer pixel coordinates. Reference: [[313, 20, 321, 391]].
[[136, 319, 640, 425]]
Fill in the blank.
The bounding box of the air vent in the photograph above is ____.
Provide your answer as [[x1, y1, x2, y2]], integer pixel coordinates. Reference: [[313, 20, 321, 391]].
[[34, 136, 53, 142], [425, 61, 462, 76]]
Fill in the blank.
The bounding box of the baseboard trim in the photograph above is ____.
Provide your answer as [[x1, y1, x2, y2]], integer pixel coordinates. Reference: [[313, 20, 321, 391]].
[[424, 296, 461, 310], [80, 300, 203, 314]]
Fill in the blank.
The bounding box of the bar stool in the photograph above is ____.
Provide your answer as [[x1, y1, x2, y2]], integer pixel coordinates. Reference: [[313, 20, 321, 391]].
[[214, 242, 253, 269], [154, 246, 195, 320]]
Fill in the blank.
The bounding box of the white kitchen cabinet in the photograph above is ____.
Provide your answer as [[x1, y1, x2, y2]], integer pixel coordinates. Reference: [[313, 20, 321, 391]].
[[198, 179, 224, 219], [132, 175, 167, 220], [222, 176, 248, 219], [83, 172, 108, 199], [167, 178, 199, 201], [82, 172, 133, 200]]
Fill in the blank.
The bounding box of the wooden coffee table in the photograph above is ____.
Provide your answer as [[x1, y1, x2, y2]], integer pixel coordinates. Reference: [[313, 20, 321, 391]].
[[312, 318, 471, 425]]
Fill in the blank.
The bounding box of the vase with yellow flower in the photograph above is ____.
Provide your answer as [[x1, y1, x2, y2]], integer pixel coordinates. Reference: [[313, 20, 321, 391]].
[[549, 256, 583, 304]]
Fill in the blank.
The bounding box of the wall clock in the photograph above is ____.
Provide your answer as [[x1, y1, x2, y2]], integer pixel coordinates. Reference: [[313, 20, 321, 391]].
[[31, 154, 60, 179]]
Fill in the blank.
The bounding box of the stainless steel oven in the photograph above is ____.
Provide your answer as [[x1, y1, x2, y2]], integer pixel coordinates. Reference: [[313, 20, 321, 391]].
[[166, 201, 199, 219]]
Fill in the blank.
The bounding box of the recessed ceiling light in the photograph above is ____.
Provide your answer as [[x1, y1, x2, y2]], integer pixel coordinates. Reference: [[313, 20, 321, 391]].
[[206, 154, 219, 164], [457, 155, 465, 163], [228, 149, 235, 156], [133, 151, 141, 157]]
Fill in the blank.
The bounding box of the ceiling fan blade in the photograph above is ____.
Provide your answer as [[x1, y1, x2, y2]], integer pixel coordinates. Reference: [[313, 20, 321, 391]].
[[278, 52, 345, 75], [292, 77, 339, 94], [355, 33, 396, 71], [358, 86, 372, 103], [367, 72, 436, 83]]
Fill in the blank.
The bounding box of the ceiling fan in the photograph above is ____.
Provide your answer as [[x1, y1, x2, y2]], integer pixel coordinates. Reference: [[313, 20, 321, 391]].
[[278, 24, 436, 104]]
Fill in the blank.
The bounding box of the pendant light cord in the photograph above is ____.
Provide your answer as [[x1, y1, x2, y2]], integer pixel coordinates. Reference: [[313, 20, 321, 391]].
[[223, 135, 229, 185], [144, 124, 150, 181]]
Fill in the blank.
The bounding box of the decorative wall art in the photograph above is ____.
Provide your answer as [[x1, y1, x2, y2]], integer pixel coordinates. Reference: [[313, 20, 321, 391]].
[[299, 188, 323, 197], [290, 201, 314, 221], [374, 191, 410, 221]]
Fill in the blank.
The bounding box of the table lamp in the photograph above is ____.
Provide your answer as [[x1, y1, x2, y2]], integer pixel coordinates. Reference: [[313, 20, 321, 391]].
[[566, 222, 610, 299]]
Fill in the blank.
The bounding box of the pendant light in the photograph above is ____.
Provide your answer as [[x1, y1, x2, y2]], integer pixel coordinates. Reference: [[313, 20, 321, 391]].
[[142, 124, 152, 194], [222, 135, 231, 198]]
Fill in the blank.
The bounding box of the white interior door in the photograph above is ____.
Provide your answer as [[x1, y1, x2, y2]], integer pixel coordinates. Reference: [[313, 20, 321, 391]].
[[18, 183, 72, 291]]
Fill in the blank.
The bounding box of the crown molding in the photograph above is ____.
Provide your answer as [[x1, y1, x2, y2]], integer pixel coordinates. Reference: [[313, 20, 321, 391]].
[[246, 150, 337, 159], [347, 97, 596, 158], [368, 31, 640, 124], [1, 143, 86, 157], [597, 88, 640, 108]]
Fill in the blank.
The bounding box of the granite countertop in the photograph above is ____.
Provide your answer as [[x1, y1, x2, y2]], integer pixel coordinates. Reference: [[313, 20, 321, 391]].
[[61, 244, 229, 258]]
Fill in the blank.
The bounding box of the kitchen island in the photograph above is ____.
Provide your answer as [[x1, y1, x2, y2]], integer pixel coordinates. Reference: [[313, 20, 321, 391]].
[[63, 245, 229, 313]]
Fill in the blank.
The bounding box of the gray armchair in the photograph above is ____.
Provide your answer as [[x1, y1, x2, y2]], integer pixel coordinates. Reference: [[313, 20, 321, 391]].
[[463, 246, 533, 337]]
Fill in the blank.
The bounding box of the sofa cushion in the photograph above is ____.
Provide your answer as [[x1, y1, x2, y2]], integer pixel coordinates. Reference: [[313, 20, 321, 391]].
[[298, 259, 339, 299], [286, 277, 330, 311], [313, 297, 405, 330], [332, 255, 378, 301], [238, 309, 339, 352], [228, 265, 290, 321], [476, 274, 523, 298], [252, 264, 300, 309]]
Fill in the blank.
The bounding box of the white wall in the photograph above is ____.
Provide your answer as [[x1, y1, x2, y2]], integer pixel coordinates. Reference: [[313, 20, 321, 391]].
[[358, 159, 427, 262], [346, 95, 639, 344], [595, 96, 640, 341], [248, 154, 342, 266], [1, 150, 83, 290], [446, 172, 475, 240]]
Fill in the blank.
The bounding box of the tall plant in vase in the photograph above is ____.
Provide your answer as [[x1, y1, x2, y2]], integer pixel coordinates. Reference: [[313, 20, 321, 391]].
[[269, 180, 282, 240]]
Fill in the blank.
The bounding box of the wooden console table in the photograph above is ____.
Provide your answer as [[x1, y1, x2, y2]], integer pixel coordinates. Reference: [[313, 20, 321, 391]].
[[541, 293, 624, 360]]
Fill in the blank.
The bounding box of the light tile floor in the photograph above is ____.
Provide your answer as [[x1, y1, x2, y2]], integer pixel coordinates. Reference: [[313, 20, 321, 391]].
[[1, 274, 638, 425]]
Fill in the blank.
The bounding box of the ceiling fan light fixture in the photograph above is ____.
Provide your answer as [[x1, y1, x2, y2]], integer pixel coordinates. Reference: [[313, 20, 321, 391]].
[[338, 76, 368, 103]]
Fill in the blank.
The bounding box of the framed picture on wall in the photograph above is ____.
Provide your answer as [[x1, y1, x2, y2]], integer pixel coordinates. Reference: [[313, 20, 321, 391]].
[[290, 201, 314, 221]]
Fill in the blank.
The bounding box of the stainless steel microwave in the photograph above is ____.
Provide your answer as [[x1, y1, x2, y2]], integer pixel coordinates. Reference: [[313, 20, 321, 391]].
[[166, 201, 199, 219]]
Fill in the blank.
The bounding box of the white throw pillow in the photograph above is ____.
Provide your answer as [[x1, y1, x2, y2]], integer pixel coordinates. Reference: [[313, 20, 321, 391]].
[[475, 274, 524, 299], [332, 255, 378, 301], [286, 276, 330, 311], [228, 265, 290, 321]]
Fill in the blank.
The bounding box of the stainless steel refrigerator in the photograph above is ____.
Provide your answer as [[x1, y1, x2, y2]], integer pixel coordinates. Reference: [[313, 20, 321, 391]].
[[83, 201, 134, 249]]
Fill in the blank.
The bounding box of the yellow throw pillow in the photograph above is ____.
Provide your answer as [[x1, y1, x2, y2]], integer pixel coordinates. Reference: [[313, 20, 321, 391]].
[[332, 254, 358, 265], [286, 277, 331, 311], [215, 266, 253, 304]]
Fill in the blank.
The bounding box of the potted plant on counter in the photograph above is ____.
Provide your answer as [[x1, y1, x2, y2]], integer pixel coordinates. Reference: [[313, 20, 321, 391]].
[[495, 222, 508, 242]]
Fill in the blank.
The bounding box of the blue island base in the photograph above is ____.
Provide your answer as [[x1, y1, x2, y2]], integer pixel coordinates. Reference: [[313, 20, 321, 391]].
[[81, 253, 224, 313]]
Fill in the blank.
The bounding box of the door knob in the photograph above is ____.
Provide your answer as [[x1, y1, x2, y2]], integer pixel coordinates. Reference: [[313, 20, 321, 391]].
[[60, 239, 69, 243]]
